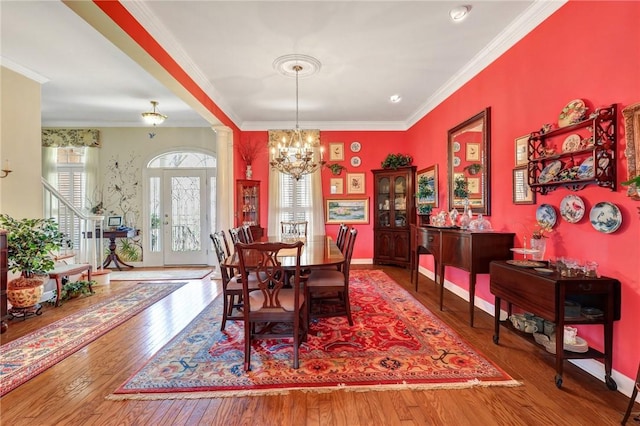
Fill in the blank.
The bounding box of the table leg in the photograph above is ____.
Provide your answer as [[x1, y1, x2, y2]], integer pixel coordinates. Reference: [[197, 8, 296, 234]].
[[103, 237, 134, 270], [469, 273, 476, 327], [493, 296, 501, 344]]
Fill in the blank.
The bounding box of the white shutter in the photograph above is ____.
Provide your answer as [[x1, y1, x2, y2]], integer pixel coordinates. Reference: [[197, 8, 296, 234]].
[[279, 173, 311, 222]]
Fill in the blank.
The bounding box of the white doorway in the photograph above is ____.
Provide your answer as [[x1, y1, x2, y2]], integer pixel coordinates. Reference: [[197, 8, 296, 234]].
[[162, 169, 207, 265], [146, 150, 216, 266]]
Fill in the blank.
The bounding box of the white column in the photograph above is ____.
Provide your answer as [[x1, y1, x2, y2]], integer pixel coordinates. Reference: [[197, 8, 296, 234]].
[[212, 125, 234, 279]]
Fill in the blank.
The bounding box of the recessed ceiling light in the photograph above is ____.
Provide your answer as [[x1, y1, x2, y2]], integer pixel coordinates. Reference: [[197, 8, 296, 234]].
[[389, 94, 402, 103], [449, 5, 471, 22]]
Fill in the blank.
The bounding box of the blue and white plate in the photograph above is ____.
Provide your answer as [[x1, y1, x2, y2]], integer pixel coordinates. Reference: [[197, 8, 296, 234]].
[[589, 202, 622, 233], [536, 204, 557, 229], [538, 160, 562, 184]]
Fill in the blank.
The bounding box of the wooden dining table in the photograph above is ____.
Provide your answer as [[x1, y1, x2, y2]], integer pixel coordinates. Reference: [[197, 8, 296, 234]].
[[221, 235, 344, 270]]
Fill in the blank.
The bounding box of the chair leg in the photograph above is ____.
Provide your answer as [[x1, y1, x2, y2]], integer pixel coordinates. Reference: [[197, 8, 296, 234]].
[[244, 321, 252, 371], [220, 293, 229, 331], [344, 290, 354, 326], [622, 379, 639, 424]]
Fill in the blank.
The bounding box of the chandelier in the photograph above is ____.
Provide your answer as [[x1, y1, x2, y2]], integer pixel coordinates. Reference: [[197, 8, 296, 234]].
[[141, 100, 167, 126], [269, 60, 325, 180]]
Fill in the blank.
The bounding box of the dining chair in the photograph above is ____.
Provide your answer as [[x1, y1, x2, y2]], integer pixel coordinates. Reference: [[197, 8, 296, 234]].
[[241, 224, 255, 243], [211, 231, 258, 331], [229, 227, 245, 245], [335, 223, 349, 254], [280, 220, 308, 239], [236, 240, 307, 370], [305, 228, 358, 326]]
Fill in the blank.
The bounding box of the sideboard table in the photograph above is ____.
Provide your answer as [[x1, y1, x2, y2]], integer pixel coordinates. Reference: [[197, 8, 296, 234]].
[[490, 260, 621, 389]]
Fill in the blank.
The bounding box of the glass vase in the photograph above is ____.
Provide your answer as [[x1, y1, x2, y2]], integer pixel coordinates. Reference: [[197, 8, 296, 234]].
[[530, 237, 547, 260]]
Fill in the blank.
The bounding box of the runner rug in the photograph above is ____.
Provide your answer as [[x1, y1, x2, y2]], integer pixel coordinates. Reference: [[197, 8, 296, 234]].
[[109, 270, 519, 399], [0, 282, 186, 397], [109, 268, 213, 281]]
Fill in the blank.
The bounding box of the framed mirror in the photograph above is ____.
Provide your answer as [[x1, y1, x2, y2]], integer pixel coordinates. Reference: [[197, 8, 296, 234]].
[[448, 107, 491, 215], [623, 102, 640, 200]]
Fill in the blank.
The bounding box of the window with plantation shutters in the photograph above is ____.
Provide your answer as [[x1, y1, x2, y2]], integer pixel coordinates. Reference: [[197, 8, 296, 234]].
[[56, 148, 86, 249], [279, 173, 311, 223]]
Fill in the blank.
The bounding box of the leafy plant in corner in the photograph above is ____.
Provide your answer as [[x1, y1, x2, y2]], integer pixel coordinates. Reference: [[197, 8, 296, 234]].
[[0, 214, 70, 283], [327, 163, 346, 175], [381, 153, 412, 169]]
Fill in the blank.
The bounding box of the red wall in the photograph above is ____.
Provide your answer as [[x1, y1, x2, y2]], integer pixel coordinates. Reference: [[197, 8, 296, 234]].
[[242, 1, 640, 380], [406, 1, 640, 379]]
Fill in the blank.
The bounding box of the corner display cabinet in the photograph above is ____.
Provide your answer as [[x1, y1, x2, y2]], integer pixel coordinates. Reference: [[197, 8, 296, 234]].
[[372, 166, 416, 267], [528, 104, 617, 194], [236, 179, 263, 240]]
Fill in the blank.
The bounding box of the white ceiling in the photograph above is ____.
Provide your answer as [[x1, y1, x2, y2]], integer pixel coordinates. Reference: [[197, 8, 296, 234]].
[[0, 1, 565, 130]]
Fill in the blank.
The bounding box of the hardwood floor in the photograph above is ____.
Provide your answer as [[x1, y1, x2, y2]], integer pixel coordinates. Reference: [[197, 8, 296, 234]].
[[0, 265, 636, 425]]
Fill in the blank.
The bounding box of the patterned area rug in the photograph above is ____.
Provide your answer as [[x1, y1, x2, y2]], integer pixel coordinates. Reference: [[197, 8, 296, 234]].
[[109, 270, 519, 399], [109, 268, 213, 281], [0, 282, 186, 397]]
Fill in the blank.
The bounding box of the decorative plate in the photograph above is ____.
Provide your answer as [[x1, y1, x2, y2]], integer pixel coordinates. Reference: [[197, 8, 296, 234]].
[[558, 99, 587, 127], [453, 141, 461, 152], [561, 134, 581, 152], [536, 204, 557, 228], [560, 194, 585, 223], [538, 160, 562, 184], [589, 202, 622, 234], [577, 156, 610, 179], [453, 156, 461, 167], [506, 260, 546, 268], [350, 156, 361, 167], [350, 141, 361, 152]]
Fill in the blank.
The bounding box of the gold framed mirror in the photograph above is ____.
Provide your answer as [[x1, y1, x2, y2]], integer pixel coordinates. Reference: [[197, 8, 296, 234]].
[[623, 102, 640, 200], [448, 108, 491, 215]]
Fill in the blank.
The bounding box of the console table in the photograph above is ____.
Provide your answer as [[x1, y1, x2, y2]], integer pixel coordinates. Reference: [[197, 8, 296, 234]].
[[102, 229, 138, 270], [410, 225, 514, 326], [490, 260, 621, 389]]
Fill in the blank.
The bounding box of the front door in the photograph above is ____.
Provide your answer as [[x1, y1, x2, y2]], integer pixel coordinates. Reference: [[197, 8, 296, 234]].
[[162, 169, 208, 265]]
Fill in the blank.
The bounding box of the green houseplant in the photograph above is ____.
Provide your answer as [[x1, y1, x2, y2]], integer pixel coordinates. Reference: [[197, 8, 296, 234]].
[[381, 153, 412, 169], [0, 214, 69, 308], [54, 279, 96, 303], [327, 163, 346, 176]]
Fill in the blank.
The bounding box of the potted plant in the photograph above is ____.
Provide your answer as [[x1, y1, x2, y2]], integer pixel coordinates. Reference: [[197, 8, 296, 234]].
[[463, 163, 482, 175], [0, 214, 70, 309], [327, 163, 346, 176], [381, 153, 412, 169], [54, 279, 96, 303]]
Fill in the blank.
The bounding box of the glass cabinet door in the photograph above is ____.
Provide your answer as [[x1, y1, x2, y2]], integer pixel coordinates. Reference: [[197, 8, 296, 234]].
[[377, 177, 391, 227], [392, 175, 407, 228]]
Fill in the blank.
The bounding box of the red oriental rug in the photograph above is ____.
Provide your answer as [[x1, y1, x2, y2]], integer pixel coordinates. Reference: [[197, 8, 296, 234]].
[[109, 270, 519, 399], [0, 282, 186, 397]]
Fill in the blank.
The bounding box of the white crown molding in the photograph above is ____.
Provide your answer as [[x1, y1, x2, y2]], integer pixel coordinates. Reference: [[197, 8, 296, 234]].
[[405, 0, 567, 129], [122, 2, 242, 127], [240, 120, 408, 132], [0, 57, 50, 84]]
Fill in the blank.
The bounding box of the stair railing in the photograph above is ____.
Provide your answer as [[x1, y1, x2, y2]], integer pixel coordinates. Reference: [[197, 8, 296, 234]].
[[41, 177, 105, 272]]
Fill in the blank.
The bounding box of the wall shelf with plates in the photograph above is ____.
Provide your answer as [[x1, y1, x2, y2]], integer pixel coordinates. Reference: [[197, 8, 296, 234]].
[[527, 104, 617, 194]]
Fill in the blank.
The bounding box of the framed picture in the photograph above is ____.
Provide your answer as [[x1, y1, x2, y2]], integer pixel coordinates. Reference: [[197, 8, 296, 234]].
[[416, 165, 438, 208], [107, 216, 123, 227], [329, 142, 344, 161], [513, 166, 536, 204], [467, 177, 480, 194], [466, 143, 480, 161], [515, 135, 529, 166], [326, 198, 369, 224], [330, 178, 343, 194], [346, 172, 365, 194]]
